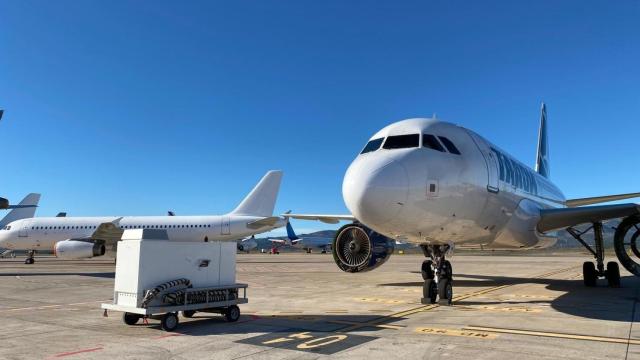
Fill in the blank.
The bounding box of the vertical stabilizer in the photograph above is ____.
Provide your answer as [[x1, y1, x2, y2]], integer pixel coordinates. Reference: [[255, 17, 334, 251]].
[[535, 103, 550, 178], [0, 193, 41, 228], [231, 171, 283, 217]]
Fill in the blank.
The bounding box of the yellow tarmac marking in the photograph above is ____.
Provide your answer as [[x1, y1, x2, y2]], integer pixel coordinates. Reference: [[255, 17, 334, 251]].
[[336, 266, 577, 332], [415, 327, 497, 340], [457, 305, 542, 313], [0, 300, 110, 313], [355, 297, 408, 304], [329, 320, 405, 330], [464, 326, 640, 345]]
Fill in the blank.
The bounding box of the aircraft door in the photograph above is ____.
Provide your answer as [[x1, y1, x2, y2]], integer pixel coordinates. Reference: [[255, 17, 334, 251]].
[[221, 217, 231, 235], [18, 220, 32, 237], [465, 130, 499, 193]]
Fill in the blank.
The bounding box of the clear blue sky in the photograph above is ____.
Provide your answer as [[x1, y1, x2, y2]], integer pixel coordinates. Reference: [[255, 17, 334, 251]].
[[1, 1, 638, 235]]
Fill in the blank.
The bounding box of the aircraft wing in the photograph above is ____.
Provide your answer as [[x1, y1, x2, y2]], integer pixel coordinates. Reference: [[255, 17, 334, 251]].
[[537, 204, 640, 233], [565, 192, 640, 207], [89, 217, 125, 243], [268, 238, 286, 244], [282, 214, 356, 224]]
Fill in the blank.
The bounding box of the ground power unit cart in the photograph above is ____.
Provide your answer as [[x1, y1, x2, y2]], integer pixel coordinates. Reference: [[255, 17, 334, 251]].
[[101, 229, 248, 331]]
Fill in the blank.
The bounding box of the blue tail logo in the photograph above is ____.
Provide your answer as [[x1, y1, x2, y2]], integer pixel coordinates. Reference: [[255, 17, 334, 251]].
[[286, 222, 299, 240]]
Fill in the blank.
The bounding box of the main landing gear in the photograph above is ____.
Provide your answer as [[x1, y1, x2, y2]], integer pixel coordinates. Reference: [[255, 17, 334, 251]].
[[25, 250, 35, 265], [567, 221, 620, 288], [420, 244, 453, 305]]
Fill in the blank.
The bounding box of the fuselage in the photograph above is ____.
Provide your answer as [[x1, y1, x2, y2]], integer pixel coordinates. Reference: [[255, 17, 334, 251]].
[[342, 118, 565, 249], [0, 214, 284, 252]]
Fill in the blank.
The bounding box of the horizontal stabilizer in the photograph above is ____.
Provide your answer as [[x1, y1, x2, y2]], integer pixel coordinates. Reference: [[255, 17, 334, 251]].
[[565, 192, 640, 207], [538, 203, 640, 233], [283, 213, 356, 224], [246, 216, 280, 229]]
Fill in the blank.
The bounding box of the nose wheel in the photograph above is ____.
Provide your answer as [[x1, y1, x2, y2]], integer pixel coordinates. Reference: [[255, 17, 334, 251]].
[[420, 245, 453, 305], [25, 250, 35, 265]]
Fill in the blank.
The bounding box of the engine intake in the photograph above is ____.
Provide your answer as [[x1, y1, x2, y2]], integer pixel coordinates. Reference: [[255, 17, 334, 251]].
[[332, 223, 394, 272], [54, 240, 106, 259], [614, 214, 640, 276]]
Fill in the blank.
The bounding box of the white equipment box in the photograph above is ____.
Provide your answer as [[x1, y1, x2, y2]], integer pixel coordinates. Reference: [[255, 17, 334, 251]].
[[113, 229, 237, 308], [102, 229, 247, 331]]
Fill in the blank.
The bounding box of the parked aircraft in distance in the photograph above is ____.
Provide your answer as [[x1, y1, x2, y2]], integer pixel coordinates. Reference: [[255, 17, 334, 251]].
[[237, 236, 257, 253], [269, 222, 332, 253], [0, 171, 286, 264], [286, 104, 640, 305]]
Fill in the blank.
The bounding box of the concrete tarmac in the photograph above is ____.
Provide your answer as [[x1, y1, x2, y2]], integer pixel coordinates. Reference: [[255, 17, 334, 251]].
[[0, 254, 638, 359]]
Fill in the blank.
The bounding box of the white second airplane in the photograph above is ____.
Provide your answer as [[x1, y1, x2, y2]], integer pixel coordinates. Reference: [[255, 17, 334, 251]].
[[0, 171, 286, 264], [287, 104, 640, 305]]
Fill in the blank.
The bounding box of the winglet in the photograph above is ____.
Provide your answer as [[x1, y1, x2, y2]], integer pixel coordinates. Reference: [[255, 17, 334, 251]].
[[535, 102, 550, 178]]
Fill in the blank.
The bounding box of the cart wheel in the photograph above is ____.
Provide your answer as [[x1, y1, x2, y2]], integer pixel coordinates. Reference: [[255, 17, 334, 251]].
[[123, 312, 140, 325], [161, 312, 179, 331], [182, 310, 196, 318], [224, 305, 240, 322]]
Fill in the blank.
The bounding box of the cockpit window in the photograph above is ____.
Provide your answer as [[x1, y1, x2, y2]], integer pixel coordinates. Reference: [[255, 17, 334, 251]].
[[360, 138, 384, 154], [438, 136, 461, 155], [423, 134, 445, 152], [382, 134, 420, 149]]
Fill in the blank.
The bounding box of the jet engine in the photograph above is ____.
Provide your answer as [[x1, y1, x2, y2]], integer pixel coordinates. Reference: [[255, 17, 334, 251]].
[[614, 214, 640, 276], [0, 197, 9, 209], [54, 240, 106, 259], [332, 223, 394, 272]]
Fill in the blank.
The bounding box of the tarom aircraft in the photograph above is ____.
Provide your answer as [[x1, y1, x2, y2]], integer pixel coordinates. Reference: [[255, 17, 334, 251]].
[[286, 104, 640, 305], [0, 171, 286, 264], [269, 222, 333, 253]]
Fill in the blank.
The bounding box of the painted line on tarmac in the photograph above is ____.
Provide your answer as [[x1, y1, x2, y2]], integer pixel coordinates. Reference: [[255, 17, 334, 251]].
[[456, 305, 543, 313], [415, 327, 498, 340], [0, 300, 110, 313], [464, 326, 640, 345], [335, 266, 577, 332], [49, 346, 104, 358]]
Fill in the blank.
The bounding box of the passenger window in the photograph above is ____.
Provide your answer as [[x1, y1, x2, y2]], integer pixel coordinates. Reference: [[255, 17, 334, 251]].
[[382, 134, 420, 149], [423, 134, 445, 152], [438, 136, 461, 155], [360, 138, 384, 154]]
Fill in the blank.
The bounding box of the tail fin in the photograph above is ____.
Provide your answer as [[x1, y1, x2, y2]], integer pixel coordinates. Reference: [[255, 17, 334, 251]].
[[0, 193, 40, 228], [231, 171, 283, 217], [286, 221, 299, 241], [535, 103, 550, 178]]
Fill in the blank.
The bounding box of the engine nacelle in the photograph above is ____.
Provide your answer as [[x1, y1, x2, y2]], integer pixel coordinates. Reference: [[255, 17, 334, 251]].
[[0, 197, 9, 209], [54, 240, 106, 259], [332, 223, 394, 272]]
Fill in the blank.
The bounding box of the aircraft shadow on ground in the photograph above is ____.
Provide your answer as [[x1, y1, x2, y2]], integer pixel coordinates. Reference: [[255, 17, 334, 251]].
[[128, 314, 395, 336], [0, 272, 115, 278], [379, 274, 640, 322]]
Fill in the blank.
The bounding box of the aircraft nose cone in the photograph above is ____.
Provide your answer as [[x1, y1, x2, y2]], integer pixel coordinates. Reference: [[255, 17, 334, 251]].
[[343, 159, 409, 226]]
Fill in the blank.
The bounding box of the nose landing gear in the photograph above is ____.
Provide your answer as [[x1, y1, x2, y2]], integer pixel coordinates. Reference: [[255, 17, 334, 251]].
[[420, 244, 453, 305], [25, 250, 35, 264]]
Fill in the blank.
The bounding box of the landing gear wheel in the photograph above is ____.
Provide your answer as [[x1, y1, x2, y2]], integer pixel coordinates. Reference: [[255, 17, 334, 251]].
[[182, 310, 196, 318], [583, 262, 597, 287], [421, 279, 437, 304], [421, 260, 434, 280], [606, 262, 621, 288], [442, 260, 453, 280], [24, 258, 34, 265], [123, 312, 140, 325], [161, 312, 179, 331], [438, 278, 453, 305], [225, 305, 240, 322]]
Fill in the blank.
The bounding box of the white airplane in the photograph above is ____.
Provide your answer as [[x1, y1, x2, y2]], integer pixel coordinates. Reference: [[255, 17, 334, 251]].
[[237, 236, 258, 253], [269, 222, 332, 253], [0, 171, 286, 264], [286, 104, 640, 305]]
